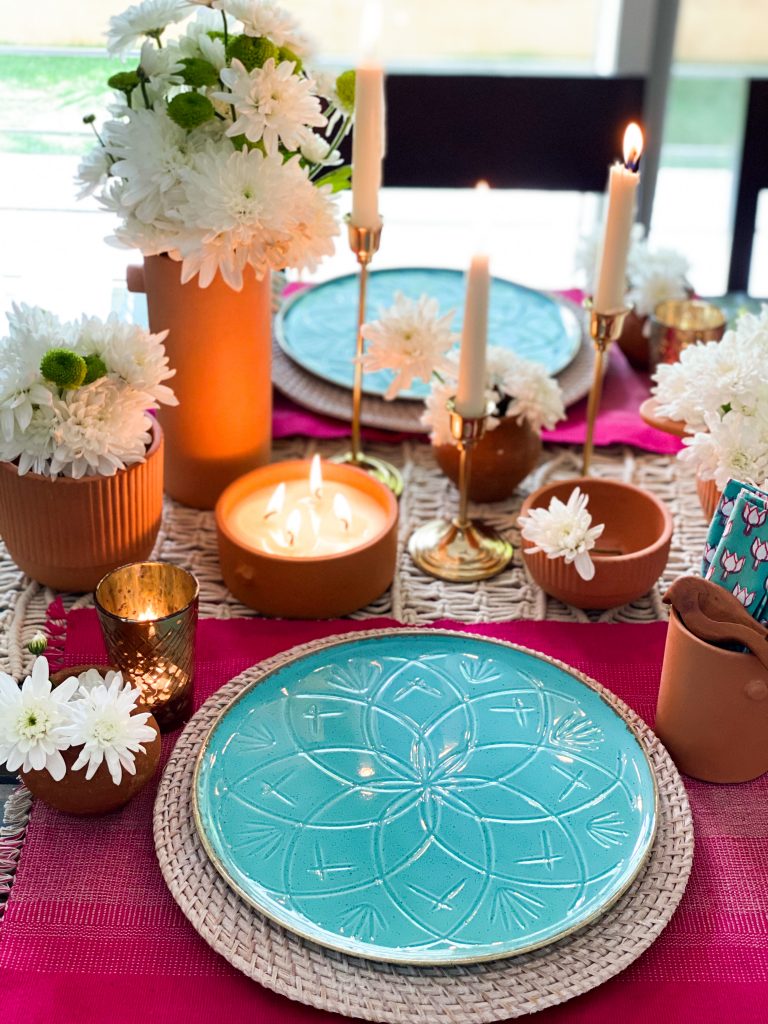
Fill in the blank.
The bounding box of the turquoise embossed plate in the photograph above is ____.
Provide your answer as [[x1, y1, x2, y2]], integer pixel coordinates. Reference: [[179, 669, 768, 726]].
[[275, 268, 582, 400], [194, 631, 657, 965]]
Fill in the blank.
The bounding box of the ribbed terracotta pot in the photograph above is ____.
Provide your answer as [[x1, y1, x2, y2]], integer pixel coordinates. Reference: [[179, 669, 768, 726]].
[[519, 477, 673, 609], [0, 423, 163, 593], [20, 664, 162, 814], [696, 473, 721, 522], [655, 610, 768, 782], [434, 417, 542, 502], [617, 310, 650, 370], [133, 255, 272, 510]]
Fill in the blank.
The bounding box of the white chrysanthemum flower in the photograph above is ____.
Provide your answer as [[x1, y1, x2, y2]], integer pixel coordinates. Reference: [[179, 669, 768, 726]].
[[178, 7, 230, 67], [277, 180, 339, 274], [49, 380, 153, 479], [0, 658, 78, 781], [0, 404, 58, 476], [361, 293, 458, 400], [217, 58, 326, 155], [139, 38, 185, 100], [518, 487, 605, 582], [215, 0, 313, 56], [76, 314, 177, 406], [107, 0, 190, 55], [65, 673, 156, 786], [300, 131, 334, 165], [75, 145, 112, 200], [0, 304, 66, 443], [75, 668, 124, 694], [421, 344, 565, 443], [626, 248, 689, 318]]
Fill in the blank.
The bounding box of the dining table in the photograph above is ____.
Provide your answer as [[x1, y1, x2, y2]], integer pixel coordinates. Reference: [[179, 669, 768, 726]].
[[0, 293, 766, 1024]]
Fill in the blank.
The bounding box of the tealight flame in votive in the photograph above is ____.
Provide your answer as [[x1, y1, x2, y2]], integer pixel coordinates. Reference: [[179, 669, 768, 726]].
[[285, 508, 302, 547], [309, 454, 323, 499], [137, 606, 158, 622], [623, 122, 644, 172], [333, 492, 352, 531], [264, 482, 286, 519]]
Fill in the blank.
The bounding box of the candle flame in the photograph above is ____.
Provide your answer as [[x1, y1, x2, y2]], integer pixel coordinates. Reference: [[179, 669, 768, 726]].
[[333, 492, 352, 531], [309, 454, 323, 499], [285, 508, 302, 547], [623, 122, 643, 172], [137, 606, 158, 622], [264, 482, 286, 519]]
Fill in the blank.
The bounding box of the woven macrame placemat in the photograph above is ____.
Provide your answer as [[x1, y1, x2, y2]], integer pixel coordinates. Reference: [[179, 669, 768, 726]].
[[154, 629, 693, 1024]]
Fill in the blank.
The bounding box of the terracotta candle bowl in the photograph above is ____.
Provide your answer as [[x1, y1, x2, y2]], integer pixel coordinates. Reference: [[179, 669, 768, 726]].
[[656, 610, 768, 783], [519, 477, 673, 609], [216, 461, 399, 618]]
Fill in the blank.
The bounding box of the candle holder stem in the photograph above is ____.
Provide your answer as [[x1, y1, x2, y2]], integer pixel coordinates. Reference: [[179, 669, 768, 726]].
[[581, 304, 631, 476], [408, 400, 513, 582], [331, 217, 404, 498]]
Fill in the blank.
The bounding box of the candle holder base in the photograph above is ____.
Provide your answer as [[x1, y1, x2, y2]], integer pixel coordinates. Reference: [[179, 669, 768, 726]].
[[330, 451, 403, 498], [408, 517, 513, 582]]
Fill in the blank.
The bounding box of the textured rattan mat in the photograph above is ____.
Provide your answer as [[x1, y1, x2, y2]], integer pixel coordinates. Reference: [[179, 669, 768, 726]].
[[154, 629, 693, 1024]]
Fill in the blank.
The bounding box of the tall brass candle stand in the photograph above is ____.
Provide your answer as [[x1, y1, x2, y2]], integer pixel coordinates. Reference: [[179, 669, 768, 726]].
[[331, 217, 403, 497], [581, 302, 632, 475], [408, 399, 513, 581]]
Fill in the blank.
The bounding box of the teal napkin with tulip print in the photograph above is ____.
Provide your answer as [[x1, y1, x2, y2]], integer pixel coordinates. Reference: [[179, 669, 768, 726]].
[[705, 489, 768, 614], [702, 478, 768, 576]]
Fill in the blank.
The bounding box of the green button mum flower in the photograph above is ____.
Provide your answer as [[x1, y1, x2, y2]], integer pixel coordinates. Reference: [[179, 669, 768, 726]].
[[179, 57, 220, 88], [167, 92, 216, 130], [40, 349, 87, 390], [108, 70, 140, 95], [278, 46, 302, 73], [227, 34, 279, 72], [335, 70, 355, 112], [83, 354, 108, 385]]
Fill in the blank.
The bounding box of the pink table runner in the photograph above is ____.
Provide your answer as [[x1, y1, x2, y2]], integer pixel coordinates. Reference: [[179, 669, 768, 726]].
[[1, 610, 766, 1024], [274, 286, 683, 455]]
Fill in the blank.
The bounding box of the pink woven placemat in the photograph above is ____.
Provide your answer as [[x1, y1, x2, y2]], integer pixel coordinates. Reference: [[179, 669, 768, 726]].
[[1, 611, 765, 1023]]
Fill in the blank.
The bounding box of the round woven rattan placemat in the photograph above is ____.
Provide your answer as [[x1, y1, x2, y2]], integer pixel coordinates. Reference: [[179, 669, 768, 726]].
[[154, 629, 693, 1024]]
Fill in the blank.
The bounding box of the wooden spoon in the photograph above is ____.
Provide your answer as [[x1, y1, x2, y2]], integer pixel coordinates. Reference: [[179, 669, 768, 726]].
[[663, 576, 768, 671]]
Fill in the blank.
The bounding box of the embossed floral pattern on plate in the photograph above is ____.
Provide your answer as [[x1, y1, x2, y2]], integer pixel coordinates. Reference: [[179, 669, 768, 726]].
[[194, 632, 656, 965]]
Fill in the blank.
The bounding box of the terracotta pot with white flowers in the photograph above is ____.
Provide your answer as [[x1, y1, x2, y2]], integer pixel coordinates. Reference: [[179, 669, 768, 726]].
[[79, 0, 355, 508], [647, 306, 768, 520], [0, 304, 175, 591], [360, 293, 566, 502], [0, 657, 161, 816]]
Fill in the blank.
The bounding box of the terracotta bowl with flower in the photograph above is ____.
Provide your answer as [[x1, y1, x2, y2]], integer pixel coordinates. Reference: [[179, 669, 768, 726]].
[[519, 477, 673, 609], [20, 664, 161, 815]]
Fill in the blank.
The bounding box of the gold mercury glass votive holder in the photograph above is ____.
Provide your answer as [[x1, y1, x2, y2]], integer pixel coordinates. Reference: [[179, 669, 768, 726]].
[[649, 299, 726, 367], [94, 561, 199, 732]]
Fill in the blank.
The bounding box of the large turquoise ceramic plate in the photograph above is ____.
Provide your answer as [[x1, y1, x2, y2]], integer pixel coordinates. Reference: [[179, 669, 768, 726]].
[[194, 631, 657, 965], [275, 269, 582, 400]]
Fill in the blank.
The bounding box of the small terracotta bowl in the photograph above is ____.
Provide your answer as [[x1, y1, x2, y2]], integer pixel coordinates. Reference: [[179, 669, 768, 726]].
[[656, 611, 768, 783], [216, 461, 399, 618], [519, 477, 673, 609], [20, 665, 162, 815]]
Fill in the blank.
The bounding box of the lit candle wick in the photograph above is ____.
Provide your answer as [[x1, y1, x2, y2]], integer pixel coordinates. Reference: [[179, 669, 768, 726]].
[[264, 482, 286, 520], [333, 492, 352, 532], [623, 121, 644, 172], [137, 607, 158, 622], [309, 454, 323, 499], [285, 508, 302, 547]]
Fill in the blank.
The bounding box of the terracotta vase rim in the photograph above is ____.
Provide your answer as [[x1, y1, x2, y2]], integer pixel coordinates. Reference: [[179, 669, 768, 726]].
[[215, 460, 399, 565], [520, 476, 673, 564], [0, 419, 162, 485]]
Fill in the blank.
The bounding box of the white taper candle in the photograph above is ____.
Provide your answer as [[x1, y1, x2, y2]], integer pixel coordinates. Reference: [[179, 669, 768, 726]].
[[351, 62, 384, 230]]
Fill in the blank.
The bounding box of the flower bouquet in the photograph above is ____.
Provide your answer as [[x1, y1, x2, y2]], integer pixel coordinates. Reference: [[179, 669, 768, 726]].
[[0, 304, 173, 589], [0, 657, 161, 815], [79, 0, 355, 507], [650, 306, 768, 518], [360, 292, 565, 501]]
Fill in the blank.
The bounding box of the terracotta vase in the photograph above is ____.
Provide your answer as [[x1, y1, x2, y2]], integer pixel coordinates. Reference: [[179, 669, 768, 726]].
[[0, 422, 163, 592], [433, 417, 542, 503], [617, 310, 650, 370], [519, 477, 673, 609], [655, 610, 768, 783], [696, 474, 721, 522], [20, 665, 162, 814], [134, 255, 272, 510]]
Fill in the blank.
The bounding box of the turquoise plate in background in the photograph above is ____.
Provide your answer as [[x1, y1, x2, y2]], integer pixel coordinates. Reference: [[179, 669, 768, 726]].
[[275, 269, 582, 401], [193, 631, 657, 965]]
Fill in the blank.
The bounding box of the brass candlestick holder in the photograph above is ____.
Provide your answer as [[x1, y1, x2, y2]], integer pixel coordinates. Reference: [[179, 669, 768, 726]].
[[330, 216, 403, 498], [409, 399, 513, 581], [581, 302, 632, 475]]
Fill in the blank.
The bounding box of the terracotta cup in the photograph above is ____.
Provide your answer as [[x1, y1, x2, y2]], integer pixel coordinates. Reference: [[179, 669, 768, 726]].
[[519, 477, 673, 609], [616, 310, 650, 370], [696, 474, 721, 523], [655, 611, 768, 782], [216, 461, 398, 618], [133, 255, 273, 510], [0, 422, 163, 592], [20, 665, 162, 814], [434, 416, 542, 503]]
